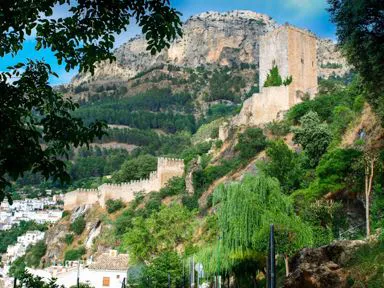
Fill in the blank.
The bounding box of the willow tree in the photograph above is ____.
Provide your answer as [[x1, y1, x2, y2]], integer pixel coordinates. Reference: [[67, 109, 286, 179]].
[[253, 211, 313, 276], [213, 175, 290, 253], [195, 175, 299, 283]]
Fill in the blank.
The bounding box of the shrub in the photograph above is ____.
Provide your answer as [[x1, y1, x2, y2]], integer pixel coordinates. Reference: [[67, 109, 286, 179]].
[[114, 208, 135, 236], [24, 240, 47, 268], [70, 216, 86, 235], [70, 284, 95, 288], [263, 65, 282, 87], [266, 120, 290, 136], [235, 127, 267, 160], [62, 210, 70, 218], [64, 246, 86, 261], [106, 199, 125, 214], [260, 140, 303, 194], [182, 195, 199, 211], [64, 234, 74, 245], [292, 111, 332, 167], [112, 154, 157, 183], [159, 177, 186, 198]]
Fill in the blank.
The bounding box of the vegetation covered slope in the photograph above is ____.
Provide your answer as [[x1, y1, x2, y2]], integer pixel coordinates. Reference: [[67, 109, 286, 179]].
[[14, 74, 379, 288]]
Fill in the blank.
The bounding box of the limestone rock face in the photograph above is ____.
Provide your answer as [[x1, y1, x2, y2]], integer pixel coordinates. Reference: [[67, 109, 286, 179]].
[[284, 240, 366, 288], [71, 10, 349, 87], [317, 38, 350, 78], [71, 11, 278, 86]]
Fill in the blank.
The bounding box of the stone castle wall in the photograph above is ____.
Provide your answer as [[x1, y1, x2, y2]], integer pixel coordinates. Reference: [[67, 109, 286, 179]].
[[232, 25, 318, 128], [287, 26, 318, 105], [63, 189, 99, 211], [64, 158, 184, 210]]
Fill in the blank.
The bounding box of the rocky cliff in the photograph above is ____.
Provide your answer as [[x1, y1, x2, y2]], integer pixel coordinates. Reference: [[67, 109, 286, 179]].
[[71, 10, 348, 87]]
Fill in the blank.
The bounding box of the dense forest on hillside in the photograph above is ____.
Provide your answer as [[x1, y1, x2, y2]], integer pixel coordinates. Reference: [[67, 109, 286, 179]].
[[9, 71, 383, 287]]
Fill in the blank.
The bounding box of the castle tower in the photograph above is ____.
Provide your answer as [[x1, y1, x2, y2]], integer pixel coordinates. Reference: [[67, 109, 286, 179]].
[[157, 157, 185, 188], [259, 25, 318, 106], [232, 25, 318, 127]]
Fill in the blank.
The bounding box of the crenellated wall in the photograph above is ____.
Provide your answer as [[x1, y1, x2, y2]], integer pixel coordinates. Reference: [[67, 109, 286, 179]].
[[64, 158, 184, 210]]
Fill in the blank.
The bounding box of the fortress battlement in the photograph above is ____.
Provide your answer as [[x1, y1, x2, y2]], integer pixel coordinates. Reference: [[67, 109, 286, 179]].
[[64, 157, 184, 210]]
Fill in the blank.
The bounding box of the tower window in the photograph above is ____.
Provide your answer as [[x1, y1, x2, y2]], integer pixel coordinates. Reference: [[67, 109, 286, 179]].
[[301, 58, 304, 64]]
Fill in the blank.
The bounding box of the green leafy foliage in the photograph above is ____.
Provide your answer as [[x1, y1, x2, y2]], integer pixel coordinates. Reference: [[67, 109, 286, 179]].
[[263, 65, 282, 87], [203, 103, 239, 123], [74, 89, 196, 134], [159, 177, 186, 198], [64, 234, 74, 245], [302, 200, 346, 246], [253, 211, 313, 257], [235, 127, 267, 160], [344, 240, 384, 287], [70, 216, 86, 235], [0, 221, 47, 253], [134, 252, 183, 288], [0, 0, 182, 202], [106, 199, 126, 214], [112, 155, 157, 183], [13, 271, 63, 288], [70, 284, 94, 288], [0, 61, 106, 202], [206, 69, 245, 102], [315, 148, 363, 195], [122, 205, 195, 263], [265, 120, 290, 136], [24, 240, 47, 268], [64, 246, 86, 261], [328, 0, 384, 122], [260, 140, 303, 194], [196, 175, 312, 277], [292, 111, 332, 167]]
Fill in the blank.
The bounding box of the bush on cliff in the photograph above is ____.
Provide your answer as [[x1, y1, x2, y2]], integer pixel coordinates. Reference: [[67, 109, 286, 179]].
[[106, 199, 126, 214], [70, 216, 86, 235]]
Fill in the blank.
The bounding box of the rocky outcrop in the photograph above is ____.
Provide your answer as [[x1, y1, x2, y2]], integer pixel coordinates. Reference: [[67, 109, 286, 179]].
[[317, 38, 350, 78], [284, 240, 366, 288], [71, 10, 348, 88], [71, 10, 278, 86]]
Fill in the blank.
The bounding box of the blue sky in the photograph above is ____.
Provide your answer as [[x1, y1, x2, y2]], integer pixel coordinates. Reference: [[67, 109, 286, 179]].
[[0, 0, 334, 85]]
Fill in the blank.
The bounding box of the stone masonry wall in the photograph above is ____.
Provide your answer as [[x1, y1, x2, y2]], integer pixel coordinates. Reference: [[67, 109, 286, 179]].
[[64, 158, 184, 210], [231, 25, 318, 129], [287, 26, 318, 105], [63, 189, 99, 211]]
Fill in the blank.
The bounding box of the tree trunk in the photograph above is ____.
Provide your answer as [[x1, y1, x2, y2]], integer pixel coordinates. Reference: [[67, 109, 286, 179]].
[[365, 156, 376, 238], [284, 254, 290, 276]]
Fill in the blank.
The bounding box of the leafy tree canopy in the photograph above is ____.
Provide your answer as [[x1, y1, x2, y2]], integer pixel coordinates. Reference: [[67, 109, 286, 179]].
[[122, 204, 195, 263], [328, 0, 384, 121], [260, 140, 303, 194], [293, 111, 332, 167], [112, 154, 157, 183], [0, 0, 182, 202]]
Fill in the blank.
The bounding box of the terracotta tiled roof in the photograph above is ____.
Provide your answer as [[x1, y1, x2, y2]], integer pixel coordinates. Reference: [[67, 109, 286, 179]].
[[88, 253, 129, 271]]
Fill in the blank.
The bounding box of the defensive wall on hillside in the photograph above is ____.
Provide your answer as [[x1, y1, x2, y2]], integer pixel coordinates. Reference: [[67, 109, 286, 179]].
[[64, 157, 184, 210], [230, 25, 318, 129]]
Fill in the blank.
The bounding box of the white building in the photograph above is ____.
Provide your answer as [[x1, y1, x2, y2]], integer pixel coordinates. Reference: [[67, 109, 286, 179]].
[[28, 250, 129, 288], [5, 230, 45, 264], [0, 197, 63, 230]]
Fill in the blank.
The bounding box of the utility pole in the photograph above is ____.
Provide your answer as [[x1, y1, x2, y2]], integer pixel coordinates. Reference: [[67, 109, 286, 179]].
[[267, 224, 276, 288], [168, 272, 171, 288]]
